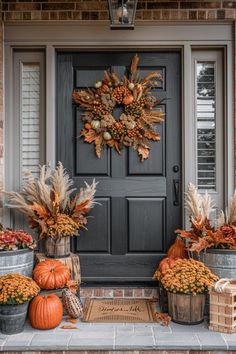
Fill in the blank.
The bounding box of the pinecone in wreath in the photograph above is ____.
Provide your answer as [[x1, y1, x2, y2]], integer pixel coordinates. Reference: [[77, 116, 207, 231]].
[[62, 282, 83, 319]]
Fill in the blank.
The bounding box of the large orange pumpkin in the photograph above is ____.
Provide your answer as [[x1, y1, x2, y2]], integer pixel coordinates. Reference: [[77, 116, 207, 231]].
[[167, 238, 187, 259], [29, 294, 63, 329], [33, 259, 70, 290]]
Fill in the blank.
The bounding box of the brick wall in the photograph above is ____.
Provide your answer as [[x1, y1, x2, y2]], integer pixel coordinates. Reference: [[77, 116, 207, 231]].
[[1, 1, 236, 22]]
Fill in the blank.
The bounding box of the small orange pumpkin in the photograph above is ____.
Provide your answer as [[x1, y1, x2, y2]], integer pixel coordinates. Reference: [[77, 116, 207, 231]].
[[167, 238, 187, 259], [159, 257, 176, 275], [33, 259, 70, 290], [84, 123, 91, 130], [29, 294, 63, 330], [123, 94, 134, 105]]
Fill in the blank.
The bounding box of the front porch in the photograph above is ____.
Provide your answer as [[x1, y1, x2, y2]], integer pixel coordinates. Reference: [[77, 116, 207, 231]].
[[0, 287, 235, 352]]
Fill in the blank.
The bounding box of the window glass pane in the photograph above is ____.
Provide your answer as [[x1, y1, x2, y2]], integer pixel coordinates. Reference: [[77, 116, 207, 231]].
[[21, 63, 41, 180], [196, 62, 216, 191]]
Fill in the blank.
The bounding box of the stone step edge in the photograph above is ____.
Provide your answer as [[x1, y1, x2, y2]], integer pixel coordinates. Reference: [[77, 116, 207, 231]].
[[79, 287, 158, 298]]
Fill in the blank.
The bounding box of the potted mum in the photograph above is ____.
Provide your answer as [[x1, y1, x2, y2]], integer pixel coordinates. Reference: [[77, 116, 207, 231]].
[[176, 183, 236, 278], [0, 226, 36, 276], [155, 258, 218, 325], [0, 273, 40, 334], [4, 162, 97, 258]]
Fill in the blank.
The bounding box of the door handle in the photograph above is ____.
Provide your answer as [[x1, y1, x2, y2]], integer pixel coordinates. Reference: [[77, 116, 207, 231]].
[[173, 179, 180, 206]]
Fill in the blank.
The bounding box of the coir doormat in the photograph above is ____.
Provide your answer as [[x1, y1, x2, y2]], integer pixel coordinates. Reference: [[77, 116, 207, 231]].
[[83, 298, 156, 323]]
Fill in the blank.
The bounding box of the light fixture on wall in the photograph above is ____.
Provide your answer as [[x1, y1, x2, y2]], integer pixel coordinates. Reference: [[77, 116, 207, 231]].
[[108, 0, 137, 29]]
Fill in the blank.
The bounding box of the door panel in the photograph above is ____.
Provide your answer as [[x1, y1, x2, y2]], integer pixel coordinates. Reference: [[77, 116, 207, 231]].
[[128, 198, 165, 252], [57, 51, 181, 282]]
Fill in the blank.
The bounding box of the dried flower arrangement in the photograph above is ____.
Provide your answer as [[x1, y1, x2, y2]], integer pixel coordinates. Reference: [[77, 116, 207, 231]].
[[4, 162, 97, 239], [175, 183, 236, 252], [0, 227, 36, 251], [0, 273, 40, 305], [73, 54, 164, 161], [156, 258, 218, 295]]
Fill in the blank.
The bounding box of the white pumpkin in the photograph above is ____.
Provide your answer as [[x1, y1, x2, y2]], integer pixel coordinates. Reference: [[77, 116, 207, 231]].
[[103, 132, 112, 141], [94, 81, 102, 89], [128, 82, 135, 91], [125, 121, 136, 130], [91, 120, 101, 130]]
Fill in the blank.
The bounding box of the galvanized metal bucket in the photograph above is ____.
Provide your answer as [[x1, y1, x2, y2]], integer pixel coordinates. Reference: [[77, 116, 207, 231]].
[[0, 249, 34, 277], [200, 249, 236, 279], [0, 302, 29, 334]]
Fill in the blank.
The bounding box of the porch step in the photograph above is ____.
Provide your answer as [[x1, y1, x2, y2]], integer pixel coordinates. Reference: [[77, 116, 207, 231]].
[[79, 286, 158, 299]]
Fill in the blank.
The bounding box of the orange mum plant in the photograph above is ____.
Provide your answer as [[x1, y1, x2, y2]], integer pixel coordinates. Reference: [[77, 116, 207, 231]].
[[0, 273, 40, 305], [175, 183, 236, 252], [158, 258, 218, 295], [4, 162, 97, 239]]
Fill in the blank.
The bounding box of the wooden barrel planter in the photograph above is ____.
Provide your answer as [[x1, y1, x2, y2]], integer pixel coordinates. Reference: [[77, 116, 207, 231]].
[[45, 236, 71, 258], [0, 249, 34, 277], [200, 249, 236, 279], [168, 292, 205, 325], [158, 283, 168, 313], [0, 302, 29, 334]]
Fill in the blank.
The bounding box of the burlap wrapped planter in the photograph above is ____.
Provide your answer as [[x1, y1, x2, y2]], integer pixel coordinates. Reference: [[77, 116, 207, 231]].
[[45, 236, 71, 258]]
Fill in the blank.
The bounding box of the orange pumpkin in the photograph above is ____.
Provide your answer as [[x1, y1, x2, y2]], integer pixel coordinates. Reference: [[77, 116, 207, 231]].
[[123, 94, 134, 105], [29, 294, 63, 330], [33, 259, 70, 290], [84, 123, 91, 130], [167, 238, 187, 259]]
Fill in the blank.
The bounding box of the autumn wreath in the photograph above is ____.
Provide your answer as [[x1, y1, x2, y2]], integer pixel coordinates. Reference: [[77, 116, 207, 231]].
[[72, 54, 164, 161]]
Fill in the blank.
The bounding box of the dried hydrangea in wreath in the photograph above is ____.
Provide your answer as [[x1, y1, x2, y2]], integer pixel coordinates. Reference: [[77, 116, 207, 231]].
[[72, 54, 164, 161]]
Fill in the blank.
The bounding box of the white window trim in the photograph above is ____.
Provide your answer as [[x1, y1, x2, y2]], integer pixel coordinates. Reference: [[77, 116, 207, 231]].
[[3, 23, 234, 228], [191, 49, 224, 207], [4, 50, 45, 227]]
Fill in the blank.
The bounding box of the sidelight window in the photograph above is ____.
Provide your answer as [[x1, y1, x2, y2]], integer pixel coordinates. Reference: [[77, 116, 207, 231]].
[[192, 50, 224, 207], [13, 51, 45, 186], [5, 51, 45, 228]]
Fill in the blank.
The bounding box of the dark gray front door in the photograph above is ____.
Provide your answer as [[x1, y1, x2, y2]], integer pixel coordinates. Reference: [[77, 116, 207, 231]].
[[57, 51, 181, 283]]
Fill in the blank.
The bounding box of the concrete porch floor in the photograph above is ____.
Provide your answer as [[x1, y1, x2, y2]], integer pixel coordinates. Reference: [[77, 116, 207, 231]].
[[0, 313, 236, 352]]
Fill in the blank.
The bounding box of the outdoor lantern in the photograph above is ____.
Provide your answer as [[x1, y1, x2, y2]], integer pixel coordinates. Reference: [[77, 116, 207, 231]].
[[108, 0, 138, 29]]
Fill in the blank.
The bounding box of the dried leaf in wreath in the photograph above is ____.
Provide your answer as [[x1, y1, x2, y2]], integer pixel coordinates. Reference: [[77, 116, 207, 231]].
[[81, 129, 97, 143], [103, 70, 112, 84], [144, 130, 160, 141], [107, 139, 121, 154], [130, 53, 139, 75], [111, 72, 120, 84], [95, 135, 103, 158], [137, 144, 150, 161]]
